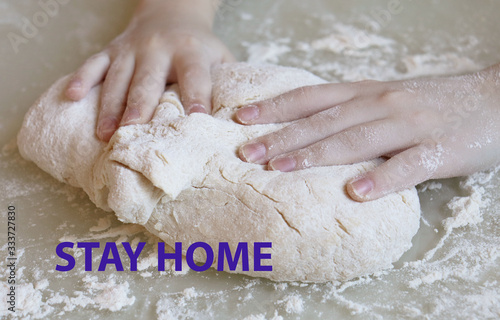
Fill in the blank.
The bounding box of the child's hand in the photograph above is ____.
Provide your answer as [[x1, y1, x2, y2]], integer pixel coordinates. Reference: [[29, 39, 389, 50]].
[[236, 64, 500, 202], [65, 0, 234, 142]]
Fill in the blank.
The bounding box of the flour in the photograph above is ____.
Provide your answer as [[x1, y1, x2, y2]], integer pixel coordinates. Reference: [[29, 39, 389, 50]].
[[0, 275, 135, 318], [0, 283, 51, 319], [0, 2, 23, 27], [395, 166, 500, 318], [310, 23, 395, 53], [401, 53, 480, 78], [2, 4, 499, 319], [278, 294, 304, 314], [417, 181, 443, 192], [422, 165, 499, 262], [45, 275, 135, 312], [246, 41, 291, 64], [244, 22, 482, 83], [89, 217, 112, 232], [242, 311, 283, 320]]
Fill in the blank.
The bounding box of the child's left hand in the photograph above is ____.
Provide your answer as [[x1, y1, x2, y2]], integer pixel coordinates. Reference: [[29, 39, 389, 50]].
[[236, 64, 500, 202]]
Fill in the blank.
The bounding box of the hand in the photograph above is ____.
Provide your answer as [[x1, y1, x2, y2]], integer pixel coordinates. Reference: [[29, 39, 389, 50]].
[[65, 0, 235, 142], [236, 64, 500, 202]]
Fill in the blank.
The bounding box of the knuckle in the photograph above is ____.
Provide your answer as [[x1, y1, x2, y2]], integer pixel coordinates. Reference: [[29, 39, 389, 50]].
[[302, 144, 327, 166], [415, 144, 443, 175], [268, 133, 287, 151], [127, 91, 145, 108], [310, 107, 340, 134], [392, 154, 415, 176], [372, 166, 406, 192], [370, 170, 394, 194], [377, 89, 405, 105], [180, 35, 203, 49], [291, 85, 315, 102], [337, 128, 364, 152], [408, 110, 433, 127], [265, 85, 318, 122], [265, 101, 287, 122], [143, 33, 165, 49], [137, 71, 163, 93], [101, 94, 123, 112], [183, 62, 208, 80], [169, 34, 205, 55], [302, 115, 327, 137], [105, 63, 127, 80], [262, 131, 288, 154]]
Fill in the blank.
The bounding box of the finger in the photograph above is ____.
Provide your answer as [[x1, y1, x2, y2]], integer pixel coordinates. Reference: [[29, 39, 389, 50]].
[[66, 53, 110, 101], [175, 51, 212, 115], [222, 47, 237, 63], [268, 120, 415, 171], [120, 54, 169, 126], [96, 55, 135, 142], [235, 81, 376, 125], [238, 99, 390, 164], [346, 144, 445, 202]]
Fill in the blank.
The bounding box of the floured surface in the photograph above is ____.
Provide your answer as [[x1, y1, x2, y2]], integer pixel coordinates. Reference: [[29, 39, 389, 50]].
[[1, 0, 499, 319]]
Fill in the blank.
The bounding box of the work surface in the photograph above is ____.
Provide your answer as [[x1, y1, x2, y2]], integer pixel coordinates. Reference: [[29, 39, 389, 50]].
[[1, 1, 499, 319]]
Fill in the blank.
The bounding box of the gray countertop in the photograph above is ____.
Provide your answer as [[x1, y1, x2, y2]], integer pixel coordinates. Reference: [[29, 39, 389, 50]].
[[1, 1, 499, 319]]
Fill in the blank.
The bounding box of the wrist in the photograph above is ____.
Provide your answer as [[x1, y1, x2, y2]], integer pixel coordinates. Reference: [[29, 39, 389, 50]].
[[135, 0, 219, 29]]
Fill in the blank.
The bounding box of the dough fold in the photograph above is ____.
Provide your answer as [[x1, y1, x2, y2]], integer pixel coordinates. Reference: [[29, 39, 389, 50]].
[[18, 63, 420, 282]]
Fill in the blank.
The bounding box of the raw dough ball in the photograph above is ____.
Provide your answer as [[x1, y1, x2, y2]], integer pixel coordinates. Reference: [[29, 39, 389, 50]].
[[17, 63, 420, 282]]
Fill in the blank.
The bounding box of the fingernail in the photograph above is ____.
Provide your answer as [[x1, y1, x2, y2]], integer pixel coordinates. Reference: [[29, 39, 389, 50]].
[[98, 118, 118, 140], [269, 157, 296, 172], [121, 108, 141, 125], [349, 177, 374, 197], [187, 104, 207, 114], [237, 105, 259, 123], [240, 142, 266, 163]]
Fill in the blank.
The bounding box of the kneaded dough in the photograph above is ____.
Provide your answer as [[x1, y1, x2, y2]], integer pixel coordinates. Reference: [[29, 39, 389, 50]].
[[18, 63, 420, 282]]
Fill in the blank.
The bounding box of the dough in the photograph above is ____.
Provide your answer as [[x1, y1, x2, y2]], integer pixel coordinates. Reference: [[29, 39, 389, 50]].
[[17, 63, 420, 282]]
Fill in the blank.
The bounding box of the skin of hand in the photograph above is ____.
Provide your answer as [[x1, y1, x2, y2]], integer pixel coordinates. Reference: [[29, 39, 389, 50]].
[[65, 0, 234, 142], [235, 64, 500, 202]]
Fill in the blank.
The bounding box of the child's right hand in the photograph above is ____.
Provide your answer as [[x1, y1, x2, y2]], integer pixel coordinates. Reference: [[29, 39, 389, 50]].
[[236, 64, 500, 202], [65, 0, 235, 142]]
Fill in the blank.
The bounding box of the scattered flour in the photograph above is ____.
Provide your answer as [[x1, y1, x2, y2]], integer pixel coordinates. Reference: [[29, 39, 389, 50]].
[[0, 275, 135, 318], [310, 23, 395, 53], [423, 166, 499, 262], [79, 274, 135, 312], [244, 22, 482, 82], [278, 294, 305, 314], [89, 217, 112, 232], [417, 181, 443, 192], [401, 53, 480, 77], [242, 311, 283, 320], [246, 41, 291, 64]]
